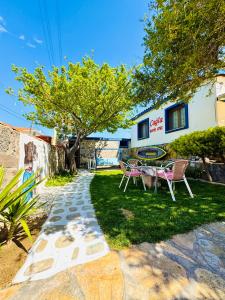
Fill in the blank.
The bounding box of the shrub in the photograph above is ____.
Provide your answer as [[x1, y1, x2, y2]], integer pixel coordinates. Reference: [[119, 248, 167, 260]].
[[170, 126, 225, 181], [0, 167, 42, 243]]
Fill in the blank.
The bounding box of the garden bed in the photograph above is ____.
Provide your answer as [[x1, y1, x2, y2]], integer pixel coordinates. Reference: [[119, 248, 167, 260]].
[[0, 215, 46, 289]]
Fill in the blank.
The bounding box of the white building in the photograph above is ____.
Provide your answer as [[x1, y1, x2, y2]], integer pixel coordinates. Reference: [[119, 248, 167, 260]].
[[131, 75, 225, 149]]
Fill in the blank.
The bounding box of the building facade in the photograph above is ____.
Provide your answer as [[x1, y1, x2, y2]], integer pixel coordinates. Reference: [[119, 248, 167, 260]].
[[131, 75, 225, 149], [69, 137, 130, 168]]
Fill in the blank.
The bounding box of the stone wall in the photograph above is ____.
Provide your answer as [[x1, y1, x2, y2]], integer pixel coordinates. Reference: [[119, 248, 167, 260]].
[[187, 161, 225, 183], [0, 124, 20, 186], [207, 163, 225, 183], [0, 124, 65, 188]]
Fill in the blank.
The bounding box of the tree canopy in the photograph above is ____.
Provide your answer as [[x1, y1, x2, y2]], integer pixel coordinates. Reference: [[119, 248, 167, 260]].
[[134, 0, 225, 106], [9, 57, 137, 172]]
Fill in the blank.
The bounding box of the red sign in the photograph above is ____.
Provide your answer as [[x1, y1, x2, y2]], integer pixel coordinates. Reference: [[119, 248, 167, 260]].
[[150, 117, 163, 133]]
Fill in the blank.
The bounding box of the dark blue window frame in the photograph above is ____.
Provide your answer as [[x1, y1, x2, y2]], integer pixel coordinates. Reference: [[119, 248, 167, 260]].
[[165, 103, 189, 133], [137, 118, 149, 140]]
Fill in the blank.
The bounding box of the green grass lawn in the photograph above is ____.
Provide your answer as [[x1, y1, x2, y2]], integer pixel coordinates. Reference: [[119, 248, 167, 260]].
[[45, 172, 76, 187], [90, 170, 225, 249]]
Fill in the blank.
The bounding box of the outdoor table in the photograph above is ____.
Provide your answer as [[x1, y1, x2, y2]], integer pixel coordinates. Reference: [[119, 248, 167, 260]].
[[137, 165, 163, 193]]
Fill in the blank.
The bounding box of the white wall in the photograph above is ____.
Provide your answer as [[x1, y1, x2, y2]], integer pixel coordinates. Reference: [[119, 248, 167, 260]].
[[18, 133, 50, 191], [216, 75, 225, 97], [131, 81, 218, 148]]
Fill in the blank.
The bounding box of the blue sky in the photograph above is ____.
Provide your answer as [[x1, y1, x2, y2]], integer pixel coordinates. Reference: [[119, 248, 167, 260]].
[[0, 0, 149, 138]]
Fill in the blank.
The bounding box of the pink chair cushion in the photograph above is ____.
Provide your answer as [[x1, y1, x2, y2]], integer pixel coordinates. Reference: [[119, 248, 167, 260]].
[[125, 170, 142, 177], [157, 170, 174, 180]]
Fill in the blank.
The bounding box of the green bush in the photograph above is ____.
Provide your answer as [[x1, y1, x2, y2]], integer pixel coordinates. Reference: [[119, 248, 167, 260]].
[[170, 126, 225, 181]]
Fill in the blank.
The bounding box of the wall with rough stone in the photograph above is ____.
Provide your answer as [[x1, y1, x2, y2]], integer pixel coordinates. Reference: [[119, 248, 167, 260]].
[[0, 124, 65, 188], [0, 124, 20, 186]]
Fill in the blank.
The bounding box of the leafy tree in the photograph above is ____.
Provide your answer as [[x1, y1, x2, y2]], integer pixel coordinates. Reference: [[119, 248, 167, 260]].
[[134, 0, 225, 106], [170, 127, 225, 181], [206, 126, 225, 163], [8, 57, 137, 173]]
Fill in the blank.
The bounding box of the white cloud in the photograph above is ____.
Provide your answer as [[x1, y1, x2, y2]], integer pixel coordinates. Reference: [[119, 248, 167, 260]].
[[26, 42, 36, 48], [0, 24, 7, 33], [33, 37, 43, 44], [19, 34, 25, 40]]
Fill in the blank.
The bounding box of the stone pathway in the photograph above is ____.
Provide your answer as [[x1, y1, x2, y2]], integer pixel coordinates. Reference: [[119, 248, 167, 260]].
[[13, 171, 109, 283], [119, 221, 225, 300], [2, 221, 224, 300]]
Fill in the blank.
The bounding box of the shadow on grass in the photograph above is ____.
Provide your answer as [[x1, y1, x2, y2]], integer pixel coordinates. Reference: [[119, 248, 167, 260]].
[[90, 170, 225, 249]]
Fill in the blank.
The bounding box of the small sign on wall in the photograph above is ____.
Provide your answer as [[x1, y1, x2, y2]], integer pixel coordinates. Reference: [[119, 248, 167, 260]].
[[150, 117, 164, 133], [136, 146, 167, 160]]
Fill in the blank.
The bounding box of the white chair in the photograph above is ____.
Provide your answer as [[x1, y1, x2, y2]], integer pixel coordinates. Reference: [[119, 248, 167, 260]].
[[156, 160, 194, 201]]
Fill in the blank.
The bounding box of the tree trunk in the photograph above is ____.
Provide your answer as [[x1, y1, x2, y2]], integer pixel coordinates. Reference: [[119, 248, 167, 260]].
[[68, 135, 81, 174], [68, 148, 77, 174], [202, 157, 212, 182]]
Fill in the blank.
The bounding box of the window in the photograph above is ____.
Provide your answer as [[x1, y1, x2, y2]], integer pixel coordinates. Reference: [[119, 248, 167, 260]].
[[137, 118, 149, 139], [165, 103, 188, 133], [120, 139, 130, 148]]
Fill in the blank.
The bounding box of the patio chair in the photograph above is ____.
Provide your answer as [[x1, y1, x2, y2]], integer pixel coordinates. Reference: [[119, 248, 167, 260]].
[[127, 159, 147, 186], [127, 159, 143, 167], [156, 159, 194, 201], [119, 161, 146, 192]]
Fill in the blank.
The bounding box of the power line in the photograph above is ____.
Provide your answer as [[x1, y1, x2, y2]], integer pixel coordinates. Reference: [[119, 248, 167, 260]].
[[0, 103, 50, 135], [38, 0, 54, 67], [0, 103, 26, 121], [43, 0, 55, 65], [55, 0, 63, 66]]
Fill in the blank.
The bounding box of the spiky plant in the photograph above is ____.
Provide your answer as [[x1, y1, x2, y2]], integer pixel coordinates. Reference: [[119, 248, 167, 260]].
[[0, 167, 43, 242]]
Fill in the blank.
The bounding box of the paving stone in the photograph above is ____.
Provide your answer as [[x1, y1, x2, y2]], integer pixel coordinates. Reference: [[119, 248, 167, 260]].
[[75, 252, 124, 300], [71, 247, 79, 260], [55, 236, 75, 248], [76, 201, 84, 205], [120, 245, 189, 300], [70, 224, 78, 231], [65, 202, 72, 206], [84, 232, 98, 242], [35, 239, 48, 253], [49, 216, 62, 222], [75, 191, 82, 195], [43, 225, 66, 234], [66, 195, 75, 199], [86, 211, 95, 218], [52, 209, 64, 214], [86, 243, 104, 255], [82, 205, 92, 210], [66, 213, 81, 221], [53, 203, 62, 208], [86, 220, 98, 227], [24, 258, 54, 276], [68, 207, 77, 212]]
